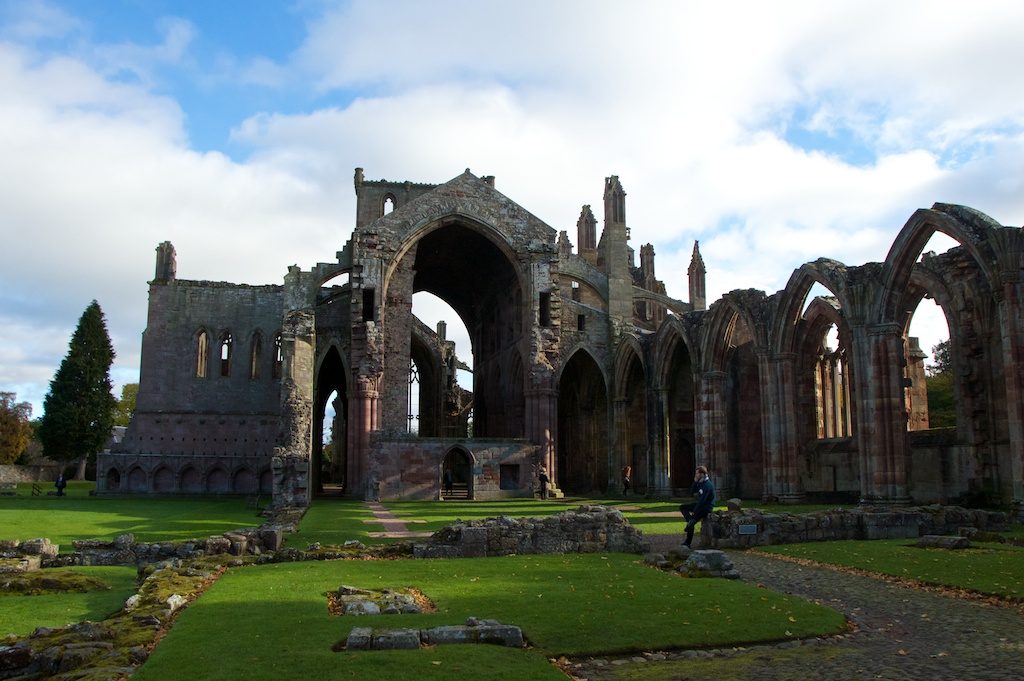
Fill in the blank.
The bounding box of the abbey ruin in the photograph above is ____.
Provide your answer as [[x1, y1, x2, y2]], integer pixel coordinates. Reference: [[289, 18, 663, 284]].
[[98, 169, 1024, 517]]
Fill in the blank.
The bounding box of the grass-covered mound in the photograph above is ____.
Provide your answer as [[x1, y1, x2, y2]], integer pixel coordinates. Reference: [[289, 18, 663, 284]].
[[0, 566, 137, 637], [134, 554, 847, 681], [0, 569, 110, 596]]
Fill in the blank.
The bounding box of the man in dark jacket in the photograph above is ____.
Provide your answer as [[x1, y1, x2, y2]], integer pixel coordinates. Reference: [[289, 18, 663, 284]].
[[679, 465, 715, 548]]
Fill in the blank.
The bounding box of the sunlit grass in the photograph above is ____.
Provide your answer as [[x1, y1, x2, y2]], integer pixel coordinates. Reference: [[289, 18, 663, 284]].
[[0, 495, 260, 546], [0, 566, 138, 637], [757, 539, 1024, 599], [135, 554, 846, 681]]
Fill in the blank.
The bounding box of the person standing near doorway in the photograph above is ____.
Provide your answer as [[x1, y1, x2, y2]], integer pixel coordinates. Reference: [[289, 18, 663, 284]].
[[538, 466, 549, 500], [622, 465, 632, 495]]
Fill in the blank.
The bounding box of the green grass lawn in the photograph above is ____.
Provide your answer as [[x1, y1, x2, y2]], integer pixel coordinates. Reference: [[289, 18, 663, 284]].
[[757, 539, 1024, 599], [135, 554, 847, 681], [0, 566, 138, 637], [0, 494, 261, 546]]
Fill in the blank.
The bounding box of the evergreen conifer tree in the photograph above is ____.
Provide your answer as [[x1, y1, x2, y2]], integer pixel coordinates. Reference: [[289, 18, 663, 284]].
[[38, 301, 117, 476]]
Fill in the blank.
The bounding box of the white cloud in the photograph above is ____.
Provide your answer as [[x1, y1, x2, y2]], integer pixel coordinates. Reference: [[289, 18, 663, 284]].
[[2, 0, 1023, 417]]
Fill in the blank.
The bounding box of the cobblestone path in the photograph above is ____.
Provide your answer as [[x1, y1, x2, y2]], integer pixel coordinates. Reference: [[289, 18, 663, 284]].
[[568, 549, 1024, 681]]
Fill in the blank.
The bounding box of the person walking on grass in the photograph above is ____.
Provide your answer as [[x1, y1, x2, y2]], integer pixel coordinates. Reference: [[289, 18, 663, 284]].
[[679, 465, 714, 548]]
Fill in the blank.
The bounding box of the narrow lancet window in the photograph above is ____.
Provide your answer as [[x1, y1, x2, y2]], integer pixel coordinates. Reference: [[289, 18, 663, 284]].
[[196, 330, 208, 378], [219, 332, 233, 377], [250, 332, 263, 379]]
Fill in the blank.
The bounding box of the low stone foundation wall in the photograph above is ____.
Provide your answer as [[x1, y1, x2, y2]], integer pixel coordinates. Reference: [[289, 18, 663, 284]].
[[413, 505, 647, 558], [0, 508, 305, 568], [703, 505, 1009, 549]]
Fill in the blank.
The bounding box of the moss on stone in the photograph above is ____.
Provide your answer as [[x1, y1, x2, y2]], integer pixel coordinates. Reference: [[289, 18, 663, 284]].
[[0, 570, 110, 596]]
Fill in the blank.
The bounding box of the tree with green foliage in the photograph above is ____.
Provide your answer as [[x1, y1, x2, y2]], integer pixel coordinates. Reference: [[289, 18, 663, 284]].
[[38, 301, 117, 478], [113, 383, 138, 427], [0, 392, 33, 464], [925, 340, 956, 428]]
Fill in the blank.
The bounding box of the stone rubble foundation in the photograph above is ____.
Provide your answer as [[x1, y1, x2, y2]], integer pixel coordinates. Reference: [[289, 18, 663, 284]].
[[345, 618, 524, 651], [413, 505, 647, 558]]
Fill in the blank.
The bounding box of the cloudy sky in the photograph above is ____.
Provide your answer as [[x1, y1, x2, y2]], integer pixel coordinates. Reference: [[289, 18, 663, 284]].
[[1, 0, 1023, 416]]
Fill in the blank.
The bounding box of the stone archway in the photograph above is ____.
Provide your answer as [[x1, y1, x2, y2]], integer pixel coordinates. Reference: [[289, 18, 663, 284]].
[[313, 346, 347, 495], [441, 447, 474, 500], [383, 220, 527, 439], [557, 350, 609, 494]]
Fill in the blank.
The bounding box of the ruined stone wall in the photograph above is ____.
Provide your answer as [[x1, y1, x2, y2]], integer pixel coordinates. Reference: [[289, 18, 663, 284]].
[[370, 438, 537, 500], [111, 280, 284, 493], [413, 505, 646, 558], [704, 505, 1008, 549], [0, 465, 61, 483], [97, 452, 272, 495]]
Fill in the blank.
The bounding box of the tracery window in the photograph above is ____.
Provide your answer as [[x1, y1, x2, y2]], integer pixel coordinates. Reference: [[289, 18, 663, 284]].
[[815, 340, 851, 438]]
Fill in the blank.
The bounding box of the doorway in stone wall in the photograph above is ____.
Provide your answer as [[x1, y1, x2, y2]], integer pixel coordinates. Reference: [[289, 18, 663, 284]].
[[441, 447, 473, 500], [314, 346, 348, 496]]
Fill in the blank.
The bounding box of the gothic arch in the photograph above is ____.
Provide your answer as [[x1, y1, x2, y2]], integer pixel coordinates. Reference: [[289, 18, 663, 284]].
[[557, 347, 609, 494], [652, 315, 698, 389], [772, 260, 852, 356], [878, 205, 1002, 325]]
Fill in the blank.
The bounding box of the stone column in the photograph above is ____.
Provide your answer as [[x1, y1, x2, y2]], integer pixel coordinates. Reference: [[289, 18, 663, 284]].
[[272, 310, 315, 507], [855, 323, 911, 504], [695, 371, 727, 494], [648, 388, 672, 497], [996, 277, 1024, 516], [347, 376, 380, 500], [759, 352, 804, 503], [525, 387, 558, 484]]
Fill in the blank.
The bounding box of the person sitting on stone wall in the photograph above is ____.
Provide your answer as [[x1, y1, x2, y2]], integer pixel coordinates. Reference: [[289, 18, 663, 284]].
[[679, 465, 715, 548]]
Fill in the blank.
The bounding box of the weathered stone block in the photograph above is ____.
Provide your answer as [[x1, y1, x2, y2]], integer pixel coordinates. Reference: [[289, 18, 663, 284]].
[[918, 535, 970, 550], [372, 628, 420, 650], [346, 627, 372, 650]]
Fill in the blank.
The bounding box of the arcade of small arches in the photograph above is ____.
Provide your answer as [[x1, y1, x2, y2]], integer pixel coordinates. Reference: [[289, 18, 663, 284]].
[[103, 462, 273, 495]]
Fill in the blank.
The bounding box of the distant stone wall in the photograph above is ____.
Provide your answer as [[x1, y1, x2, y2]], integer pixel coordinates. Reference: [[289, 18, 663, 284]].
[[0, 465, 61, 484], [413, 505, 647, 558], [371, 438, 537, 500], [704, 505, 1009, 549], [95, 452, 272, 494]]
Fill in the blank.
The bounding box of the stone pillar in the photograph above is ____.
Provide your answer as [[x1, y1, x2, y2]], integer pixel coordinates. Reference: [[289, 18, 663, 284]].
[[272, 310, 315, 507], [759, 352, 804, 503], [855, 324, 912, 504], [996, 277, 1024, 513], [695, 371, 728, 493], [648, 388, 672, 497], [611, 397, 629, 491], [905, 337, 929, 431], [525, 387, 557, 485], [347, 376, 380, 500]]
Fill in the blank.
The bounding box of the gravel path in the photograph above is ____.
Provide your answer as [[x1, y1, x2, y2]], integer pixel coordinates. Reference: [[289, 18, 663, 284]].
[[566, 547, 1024, 681]]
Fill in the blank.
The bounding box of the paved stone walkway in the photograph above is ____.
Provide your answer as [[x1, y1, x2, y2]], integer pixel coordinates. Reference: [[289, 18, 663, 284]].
[[363, 501, 433, 539], [569, 548, 1024, 681]]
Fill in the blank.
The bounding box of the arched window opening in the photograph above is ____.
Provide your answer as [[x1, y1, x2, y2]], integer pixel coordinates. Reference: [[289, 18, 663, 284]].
[[219, 332, 233, 377], [908, 293, 953, 429], [196, 330, 209, 378], [571, 280, 581, 302], [815, 323, 851, 439], [411, 291, 474, 437], [272, 333, 283, 379], [383, 194, 396, 215], [250, 332, 263, 379]]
